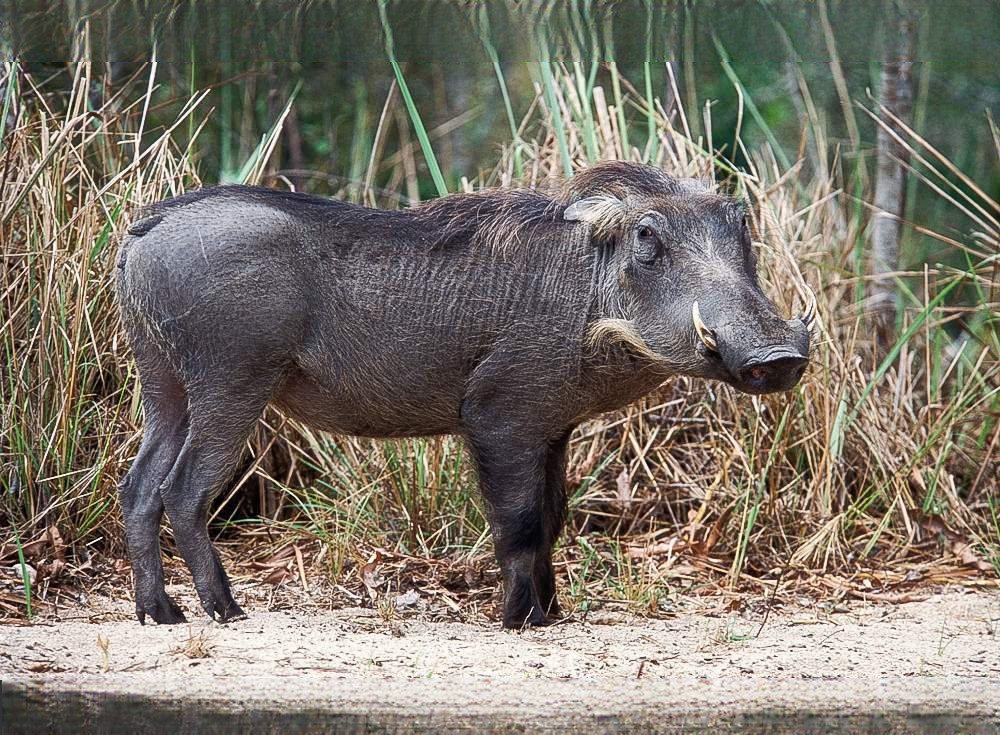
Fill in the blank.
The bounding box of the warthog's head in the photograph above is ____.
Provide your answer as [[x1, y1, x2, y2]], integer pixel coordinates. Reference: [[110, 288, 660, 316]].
[[564, 162, 812, 395]]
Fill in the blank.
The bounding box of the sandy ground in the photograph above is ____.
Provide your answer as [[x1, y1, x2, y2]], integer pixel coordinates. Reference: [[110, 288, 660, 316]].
[[2, 588, 999, 734]]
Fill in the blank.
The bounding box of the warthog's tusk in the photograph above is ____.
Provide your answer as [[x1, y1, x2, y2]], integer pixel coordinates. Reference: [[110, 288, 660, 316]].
[[691, 301, 718, 352], [798, 285, 817, 331]]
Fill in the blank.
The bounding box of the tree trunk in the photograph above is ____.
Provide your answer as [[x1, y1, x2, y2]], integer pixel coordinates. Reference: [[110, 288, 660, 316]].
[[870, 1, 916, 349]]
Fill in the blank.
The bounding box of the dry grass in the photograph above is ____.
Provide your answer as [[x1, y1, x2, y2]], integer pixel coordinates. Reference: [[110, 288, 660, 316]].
[[1, 60, 997, 623]]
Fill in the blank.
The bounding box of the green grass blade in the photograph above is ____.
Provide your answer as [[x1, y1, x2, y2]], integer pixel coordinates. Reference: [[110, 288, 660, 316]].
[[0, 61, 17, 147], [237, 81, 301, 185], [378, 0, 447, 197], [539, 61, 573, 178], [12, 525, 32, 618], [571, 63, 599, 163], [844, 273, 965, 432], [642, 1, 658, 162], [712, 34, 791, 172], [730, 404, 792, 586], [478, 5, 523, 177]]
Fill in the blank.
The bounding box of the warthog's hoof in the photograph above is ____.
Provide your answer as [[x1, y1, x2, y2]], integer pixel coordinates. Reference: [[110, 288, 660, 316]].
[[211, 600, 247, 624], [502, 605, 552, 630], [198, 588, 247, 623], [136, 590, 187, 625]]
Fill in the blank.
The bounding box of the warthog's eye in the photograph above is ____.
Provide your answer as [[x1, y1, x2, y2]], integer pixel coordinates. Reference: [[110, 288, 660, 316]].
[[634, 220, 662, 265]]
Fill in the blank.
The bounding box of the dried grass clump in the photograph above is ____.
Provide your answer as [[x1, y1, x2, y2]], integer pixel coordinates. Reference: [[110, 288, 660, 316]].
[[1, 60, 996, 621]]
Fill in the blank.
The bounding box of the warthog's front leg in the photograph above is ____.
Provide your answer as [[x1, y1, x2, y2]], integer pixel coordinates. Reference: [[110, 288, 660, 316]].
[[466, 431, 565, 629], [536, 430, 571, 618]]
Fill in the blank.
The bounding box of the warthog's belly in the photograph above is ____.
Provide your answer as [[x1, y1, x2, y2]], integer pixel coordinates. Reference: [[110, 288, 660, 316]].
[[271, 366, 463, 439]]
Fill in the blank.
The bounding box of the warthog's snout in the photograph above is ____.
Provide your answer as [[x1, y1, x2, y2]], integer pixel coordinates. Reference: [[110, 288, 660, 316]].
[[735, 346, 809, 394], [692, 294, 813, 395]]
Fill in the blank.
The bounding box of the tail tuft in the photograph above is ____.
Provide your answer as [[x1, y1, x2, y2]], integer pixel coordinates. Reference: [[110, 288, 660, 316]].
[[126, 214, 164, 237]]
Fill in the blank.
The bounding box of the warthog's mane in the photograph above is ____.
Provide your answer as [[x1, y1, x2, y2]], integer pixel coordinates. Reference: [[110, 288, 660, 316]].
[[411, 162, 720, 252], [563, 160, 709, 201], [410, 189, 567, 252]]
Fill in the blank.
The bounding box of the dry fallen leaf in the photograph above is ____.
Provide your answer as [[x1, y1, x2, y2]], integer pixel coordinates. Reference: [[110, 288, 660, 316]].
[[362, 551, 385, 601], [22, 525, 66, 563], [172, 625, 214, 659], [27, 661, 66, 673], [951, 541, 993, 572], [615, 469, 631, 504], [262, 565, 294, 585]]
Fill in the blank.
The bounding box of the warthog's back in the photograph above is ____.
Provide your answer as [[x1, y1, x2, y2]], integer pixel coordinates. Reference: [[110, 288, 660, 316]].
[[117, 186, 596, 438]]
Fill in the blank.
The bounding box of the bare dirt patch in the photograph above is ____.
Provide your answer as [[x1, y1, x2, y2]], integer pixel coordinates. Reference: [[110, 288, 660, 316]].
[[2, 589, 999, 734]]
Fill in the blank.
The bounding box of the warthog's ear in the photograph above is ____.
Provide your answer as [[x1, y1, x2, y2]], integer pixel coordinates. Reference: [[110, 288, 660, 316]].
[[563, 195, 627, 238]]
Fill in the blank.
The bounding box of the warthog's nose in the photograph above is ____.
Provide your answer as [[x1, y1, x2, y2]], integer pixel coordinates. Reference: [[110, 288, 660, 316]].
[[737, 347, 808, 394]]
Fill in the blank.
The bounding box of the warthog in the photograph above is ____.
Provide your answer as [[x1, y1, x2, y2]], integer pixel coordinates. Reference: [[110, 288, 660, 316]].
[[116, 161, 812, 628]]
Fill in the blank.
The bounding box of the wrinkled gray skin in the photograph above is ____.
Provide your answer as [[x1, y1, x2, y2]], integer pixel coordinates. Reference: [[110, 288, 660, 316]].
[[116, 162, 809, 629]]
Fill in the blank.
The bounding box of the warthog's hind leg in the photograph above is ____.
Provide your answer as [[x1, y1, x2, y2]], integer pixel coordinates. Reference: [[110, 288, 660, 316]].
[[118, 362, 189, 625], [159, 385, 271, 623]]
